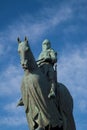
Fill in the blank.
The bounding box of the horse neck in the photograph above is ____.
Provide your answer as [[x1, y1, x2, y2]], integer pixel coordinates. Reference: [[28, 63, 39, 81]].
[[27, 49, 38, 72]]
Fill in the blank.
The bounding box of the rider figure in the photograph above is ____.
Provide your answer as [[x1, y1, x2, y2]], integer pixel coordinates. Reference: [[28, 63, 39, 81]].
[[37, 39, 57, 98]]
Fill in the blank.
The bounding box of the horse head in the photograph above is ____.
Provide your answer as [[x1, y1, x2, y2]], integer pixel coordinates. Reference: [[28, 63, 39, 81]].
[[17, 36, 31, 69], [17, 36, 37, 71]]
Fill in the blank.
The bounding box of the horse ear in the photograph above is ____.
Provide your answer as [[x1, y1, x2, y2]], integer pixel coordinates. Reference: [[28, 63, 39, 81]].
[[17, 37, 21, 43], [25, 36, 28, 42]]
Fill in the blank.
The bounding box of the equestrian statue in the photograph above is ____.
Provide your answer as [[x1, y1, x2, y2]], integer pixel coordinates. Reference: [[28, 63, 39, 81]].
[[17, 37, 76, 130]]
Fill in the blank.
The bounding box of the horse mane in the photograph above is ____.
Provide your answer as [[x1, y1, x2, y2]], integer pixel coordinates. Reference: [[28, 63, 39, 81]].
[[27, 43, 38, 72]]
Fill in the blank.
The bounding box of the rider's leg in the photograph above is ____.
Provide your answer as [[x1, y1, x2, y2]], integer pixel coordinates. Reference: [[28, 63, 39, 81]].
[[48, 80, 56, 98], [47, 66, 56, 98]]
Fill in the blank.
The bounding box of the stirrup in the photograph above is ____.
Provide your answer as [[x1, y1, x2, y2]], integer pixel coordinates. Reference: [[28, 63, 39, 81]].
[[48, 91, 56, 98]]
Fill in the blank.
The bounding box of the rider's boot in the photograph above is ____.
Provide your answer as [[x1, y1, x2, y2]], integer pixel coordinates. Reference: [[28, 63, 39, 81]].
[[48, 82, 56, 98]]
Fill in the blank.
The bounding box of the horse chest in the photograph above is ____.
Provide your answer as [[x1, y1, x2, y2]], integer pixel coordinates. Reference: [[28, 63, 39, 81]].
[[23, 74, 39, 90]]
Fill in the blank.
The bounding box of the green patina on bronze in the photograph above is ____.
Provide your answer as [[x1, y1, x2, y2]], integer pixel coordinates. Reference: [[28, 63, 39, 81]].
[[37, 39, 57, 99], [17, 37, 76, 130]]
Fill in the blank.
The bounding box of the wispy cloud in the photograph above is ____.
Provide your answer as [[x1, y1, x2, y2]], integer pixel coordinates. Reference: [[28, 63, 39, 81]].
[[3, 101, 23, 114], [0, 1, 87, 129], [78, 99, 87, 113], [0, 5, 73, 45], [0, 116, 26, 126], [0, 0, 86, 55], [0, 44, 4, 56], [58, 43, 87, 113], [1, 100, 27, 126], [0, 65, 23, 96]]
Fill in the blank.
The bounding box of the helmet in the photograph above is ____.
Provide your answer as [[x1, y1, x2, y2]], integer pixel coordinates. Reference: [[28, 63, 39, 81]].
[[42, 39, 51, 50]]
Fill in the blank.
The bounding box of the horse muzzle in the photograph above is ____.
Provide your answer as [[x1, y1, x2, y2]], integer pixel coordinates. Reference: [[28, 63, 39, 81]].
[[21, 60, 28, 69]]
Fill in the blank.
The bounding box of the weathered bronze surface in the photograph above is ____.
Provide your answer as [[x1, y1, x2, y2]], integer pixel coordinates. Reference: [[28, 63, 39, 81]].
[[37, 39, 57, 99], [17, 37, 76, 130]]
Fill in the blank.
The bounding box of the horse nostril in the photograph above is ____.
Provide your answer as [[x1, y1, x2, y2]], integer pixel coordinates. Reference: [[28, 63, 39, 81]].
[[22, 63, 24, 66], [21, 60, 27, 68]]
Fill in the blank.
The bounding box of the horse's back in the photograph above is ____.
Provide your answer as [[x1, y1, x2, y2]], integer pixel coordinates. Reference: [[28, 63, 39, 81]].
[[57, 83, 73, 113], [57, 83, 76, 130]]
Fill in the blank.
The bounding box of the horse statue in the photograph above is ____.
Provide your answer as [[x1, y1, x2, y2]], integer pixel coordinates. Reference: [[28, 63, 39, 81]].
[[17, 37, 76, 130]]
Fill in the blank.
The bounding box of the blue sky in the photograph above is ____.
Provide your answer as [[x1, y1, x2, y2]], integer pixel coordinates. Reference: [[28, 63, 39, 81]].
[[0, 0, 87, 130]]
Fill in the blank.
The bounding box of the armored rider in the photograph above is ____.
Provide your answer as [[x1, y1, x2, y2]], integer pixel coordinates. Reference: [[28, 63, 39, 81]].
[[37, 39, 57, 98]]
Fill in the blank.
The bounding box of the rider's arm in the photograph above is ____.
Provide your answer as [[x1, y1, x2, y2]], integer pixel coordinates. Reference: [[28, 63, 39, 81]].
[[49, 49, 57, 64]]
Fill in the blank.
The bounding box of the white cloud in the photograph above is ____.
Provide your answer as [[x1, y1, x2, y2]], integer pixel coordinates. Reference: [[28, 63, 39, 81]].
[[0, 5, 73, 45], [58, 44, 87, 113], [0, 1, 87, 128], [0, 65, 23, 96], [0, 116, 26, 126], [0, 44, 5, 56], [4, 101, 24, 114], [0, 4, 73, 94], [1, 101, 27, 126], [78, 99, 87, 113]]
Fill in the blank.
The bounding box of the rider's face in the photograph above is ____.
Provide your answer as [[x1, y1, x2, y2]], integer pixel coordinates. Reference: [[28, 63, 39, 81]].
[[42, 44, 48, 51], [42, 42, 50, 51]]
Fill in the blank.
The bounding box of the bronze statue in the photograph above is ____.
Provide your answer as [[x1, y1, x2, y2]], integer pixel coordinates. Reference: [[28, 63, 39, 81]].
[[17, 37, 76, 130]]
